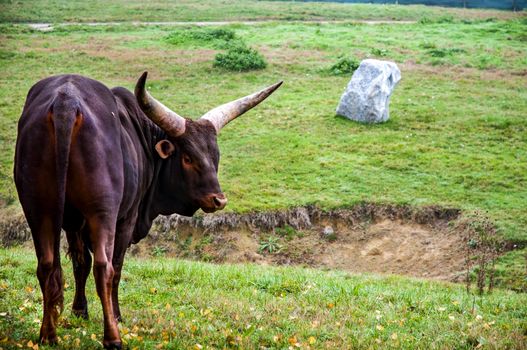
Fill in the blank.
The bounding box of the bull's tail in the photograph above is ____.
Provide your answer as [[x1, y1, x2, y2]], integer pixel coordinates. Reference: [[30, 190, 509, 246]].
[[46, 93, 81, 318]]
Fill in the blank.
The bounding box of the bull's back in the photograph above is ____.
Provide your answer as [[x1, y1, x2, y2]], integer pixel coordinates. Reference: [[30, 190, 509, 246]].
[[15, 74, 125, 221]]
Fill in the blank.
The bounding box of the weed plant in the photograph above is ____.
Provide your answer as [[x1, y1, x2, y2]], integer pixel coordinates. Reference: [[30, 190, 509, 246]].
[[213, 42, 267, 71], [327, 56, 360, 76]]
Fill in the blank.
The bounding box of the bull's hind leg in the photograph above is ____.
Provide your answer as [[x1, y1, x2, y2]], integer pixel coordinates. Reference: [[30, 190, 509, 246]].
[[85, 213, 122, 349], [66, 225, 92, 319], [30, 216, 64, 345], [111, 252, 125, 322], [111, 217, 137, 322]]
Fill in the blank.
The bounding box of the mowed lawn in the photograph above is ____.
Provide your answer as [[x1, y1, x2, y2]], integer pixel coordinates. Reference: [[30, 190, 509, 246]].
[[0, 2, 526, 348]]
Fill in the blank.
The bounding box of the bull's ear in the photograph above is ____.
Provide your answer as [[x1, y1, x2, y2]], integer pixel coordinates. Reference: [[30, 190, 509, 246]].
[[155, 140, 175, 159]]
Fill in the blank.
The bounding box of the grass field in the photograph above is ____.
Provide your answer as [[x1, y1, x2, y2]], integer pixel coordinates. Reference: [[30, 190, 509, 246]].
[[0, 1, 526, 347], [0, 247, 526, 349], [0, 0, 523, 23], [1, 15, 526, 234]]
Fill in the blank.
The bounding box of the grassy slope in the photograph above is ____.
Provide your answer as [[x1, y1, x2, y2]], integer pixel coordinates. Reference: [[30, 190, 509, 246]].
[[0, 247, 526, 349], [1, 19, 526, 238], [0, 0, 522, 23], [0, 3, 526, 344]]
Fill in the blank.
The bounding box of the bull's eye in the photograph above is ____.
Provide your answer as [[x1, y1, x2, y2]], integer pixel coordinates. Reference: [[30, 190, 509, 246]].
[[182, 155, 192, 165]]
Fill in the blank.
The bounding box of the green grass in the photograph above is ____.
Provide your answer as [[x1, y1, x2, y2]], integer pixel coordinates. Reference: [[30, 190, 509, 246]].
[[0, 11, 526, 292], [0, 246, 525, 349], [0, 0, 523, 23], [2, 19, 525, 239], [0, 0, 526, 330]]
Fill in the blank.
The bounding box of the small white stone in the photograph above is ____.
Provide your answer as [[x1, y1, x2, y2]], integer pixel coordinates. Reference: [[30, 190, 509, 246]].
[[323, 226, 334, 236]]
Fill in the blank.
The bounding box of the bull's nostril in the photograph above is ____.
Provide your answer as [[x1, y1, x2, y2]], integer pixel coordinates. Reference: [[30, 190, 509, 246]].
[[212, 195, 227, 208]]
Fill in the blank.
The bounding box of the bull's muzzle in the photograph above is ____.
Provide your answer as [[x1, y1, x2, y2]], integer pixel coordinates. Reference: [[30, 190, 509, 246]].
[[202, 193, 228, 213]]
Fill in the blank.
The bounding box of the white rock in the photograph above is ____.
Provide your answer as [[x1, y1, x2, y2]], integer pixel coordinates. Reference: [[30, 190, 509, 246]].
[[336, 59, 401, 123], [322, 226, 334, 236]]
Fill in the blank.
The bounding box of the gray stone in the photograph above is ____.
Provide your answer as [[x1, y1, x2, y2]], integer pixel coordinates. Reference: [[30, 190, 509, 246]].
[[321, 226, 337, 242], [322, 226, 334, 236], [336, 59, 401, 123]]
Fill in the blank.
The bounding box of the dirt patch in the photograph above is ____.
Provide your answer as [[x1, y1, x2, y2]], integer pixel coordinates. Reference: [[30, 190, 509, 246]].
[[2, 204, 501, 283], [129, 205, 468, 281]]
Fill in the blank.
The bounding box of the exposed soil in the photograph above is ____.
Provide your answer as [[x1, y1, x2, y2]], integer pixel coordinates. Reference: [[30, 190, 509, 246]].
[[3, 204, 500, 283], [129, 205, 468, 282]]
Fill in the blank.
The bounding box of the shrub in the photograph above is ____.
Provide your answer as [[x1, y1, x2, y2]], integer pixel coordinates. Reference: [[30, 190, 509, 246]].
[[370, 48, 389, 57], [165, 27, 237, 48], [328, 56, 360, 76], [213, 43, 267, 71]]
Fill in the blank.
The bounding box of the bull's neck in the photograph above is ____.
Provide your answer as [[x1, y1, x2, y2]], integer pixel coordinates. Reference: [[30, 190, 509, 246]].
[[131, 119, 169, 242]]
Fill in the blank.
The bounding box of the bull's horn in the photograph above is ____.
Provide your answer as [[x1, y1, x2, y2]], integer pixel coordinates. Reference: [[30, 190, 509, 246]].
[[200, 81, 283, 132], [135, 72, 186, 137]]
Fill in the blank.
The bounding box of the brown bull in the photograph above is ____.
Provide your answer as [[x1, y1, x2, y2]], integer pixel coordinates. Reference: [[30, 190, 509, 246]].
[[14, 72, 281, 348]]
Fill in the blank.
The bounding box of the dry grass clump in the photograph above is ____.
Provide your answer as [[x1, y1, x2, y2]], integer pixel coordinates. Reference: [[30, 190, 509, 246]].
[[0, 208, 30, 246]]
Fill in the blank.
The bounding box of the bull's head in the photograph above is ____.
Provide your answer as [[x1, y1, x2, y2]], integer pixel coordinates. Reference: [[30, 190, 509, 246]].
[[135, 72, 282, 216]]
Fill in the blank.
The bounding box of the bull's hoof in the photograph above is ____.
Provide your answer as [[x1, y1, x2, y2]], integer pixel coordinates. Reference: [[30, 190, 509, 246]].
[[39, 335, 58, 345], [72, 308, 89, 320], [103, 340, 122, 350]]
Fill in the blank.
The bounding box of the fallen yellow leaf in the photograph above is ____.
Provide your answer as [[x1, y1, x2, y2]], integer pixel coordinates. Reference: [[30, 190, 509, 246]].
[[288, 336, 298, 345], [90, 334, 97, 341], [308, 336, 316, 344], [376, 325, 384, 331], [391, 333, 398, 340], [26, 340, 34, 348]]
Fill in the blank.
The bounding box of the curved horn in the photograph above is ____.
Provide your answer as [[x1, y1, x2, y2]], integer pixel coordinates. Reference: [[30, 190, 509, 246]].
[[200, 81, 283, 132], [135, 72, 186, 137]]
